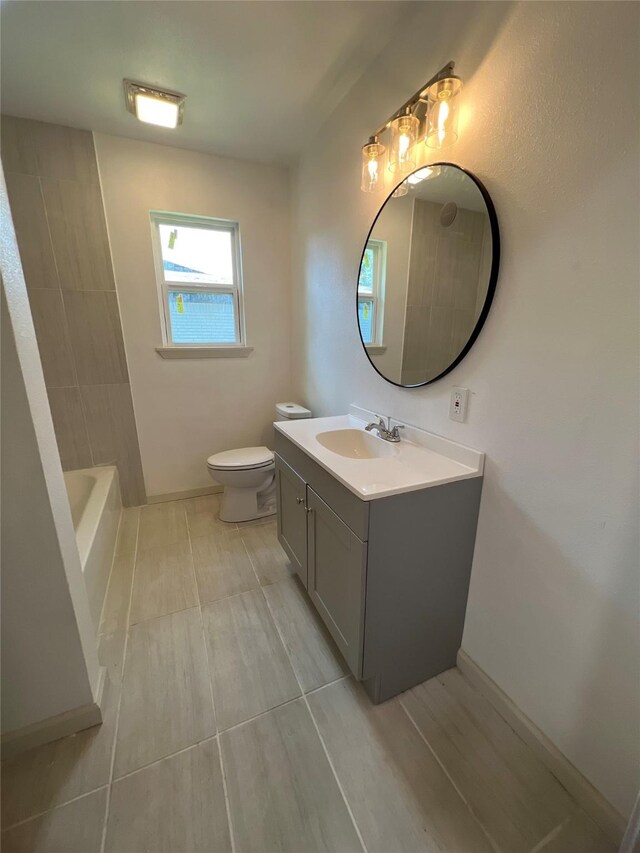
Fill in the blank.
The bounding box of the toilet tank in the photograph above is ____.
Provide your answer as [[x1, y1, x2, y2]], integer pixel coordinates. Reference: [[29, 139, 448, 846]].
[[275, 402, 312, 422]]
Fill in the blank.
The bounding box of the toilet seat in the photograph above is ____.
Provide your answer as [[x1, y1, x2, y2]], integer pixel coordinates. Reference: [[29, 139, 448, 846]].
[[207, 446, 274, 472]]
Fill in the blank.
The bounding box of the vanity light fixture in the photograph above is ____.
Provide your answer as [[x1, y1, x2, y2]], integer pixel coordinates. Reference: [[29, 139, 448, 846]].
[[123, 80, 186, 128], [360, 61, 461, 192], [360, 136, 386, 193], [425, 75, 462, 149], [388, 108, 420, 174]]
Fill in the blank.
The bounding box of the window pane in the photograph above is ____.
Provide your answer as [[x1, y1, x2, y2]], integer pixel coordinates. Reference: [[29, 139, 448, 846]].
[[168, 291, 237, 344], [358, 246, 375, 293], [159, 223, 234, 284], [358, 299, 374, 344]]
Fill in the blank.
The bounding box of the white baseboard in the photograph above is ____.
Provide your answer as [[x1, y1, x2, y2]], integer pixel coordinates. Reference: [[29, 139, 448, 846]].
[[1, 696, 104, 760], [146, 484, 223, 504], [456, 649, 626, 845]]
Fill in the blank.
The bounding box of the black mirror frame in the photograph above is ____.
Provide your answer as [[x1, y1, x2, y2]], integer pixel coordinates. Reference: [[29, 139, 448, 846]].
[[356, 162, 501, 388]]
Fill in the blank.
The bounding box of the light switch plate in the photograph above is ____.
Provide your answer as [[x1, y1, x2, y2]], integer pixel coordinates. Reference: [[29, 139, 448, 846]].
[[449, 387, 469, 422]]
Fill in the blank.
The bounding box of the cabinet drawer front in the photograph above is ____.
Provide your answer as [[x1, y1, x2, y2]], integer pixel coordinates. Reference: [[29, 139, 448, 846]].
[[275, 455, 308, 587], [307, 487, 366, 678], [274, 431, 369, 540]]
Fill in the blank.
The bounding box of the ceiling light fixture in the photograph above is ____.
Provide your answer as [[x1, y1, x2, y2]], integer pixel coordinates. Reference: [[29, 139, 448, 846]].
[[360, 61, 461, 192], [123, 80, 186, 128]]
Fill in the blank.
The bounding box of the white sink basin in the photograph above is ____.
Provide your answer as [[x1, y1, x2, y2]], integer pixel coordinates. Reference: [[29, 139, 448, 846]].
[[315, 428, 394, 459], [274, 409, 484, 500]]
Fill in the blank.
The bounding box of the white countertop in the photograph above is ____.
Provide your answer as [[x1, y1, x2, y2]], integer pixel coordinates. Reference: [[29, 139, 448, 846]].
[[274, 409, 484, 501]]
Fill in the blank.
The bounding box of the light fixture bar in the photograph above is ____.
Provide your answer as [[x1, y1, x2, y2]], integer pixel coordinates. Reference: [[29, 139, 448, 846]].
[[368, 61, 455, 140]]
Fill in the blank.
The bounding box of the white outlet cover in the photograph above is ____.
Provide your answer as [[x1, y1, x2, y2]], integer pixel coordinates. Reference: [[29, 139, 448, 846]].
[[449, 387, 469, 422]]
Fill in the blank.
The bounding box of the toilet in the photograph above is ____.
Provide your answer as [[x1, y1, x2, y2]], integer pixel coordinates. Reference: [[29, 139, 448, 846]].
[[207, 402, 312, 523]]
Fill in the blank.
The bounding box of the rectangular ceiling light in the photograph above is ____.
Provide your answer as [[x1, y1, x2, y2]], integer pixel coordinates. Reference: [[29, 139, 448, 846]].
[[123, 80, 186, 128]]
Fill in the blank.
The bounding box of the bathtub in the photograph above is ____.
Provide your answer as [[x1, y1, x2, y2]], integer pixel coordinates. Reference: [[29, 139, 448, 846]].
[[64, 466, 122, 633]]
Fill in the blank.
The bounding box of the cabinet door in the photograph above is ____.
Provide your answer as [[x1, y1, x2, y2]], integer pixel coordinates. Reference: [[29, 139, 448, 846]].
[[275, 455, 308, 587], [307, 487, 366, 677]]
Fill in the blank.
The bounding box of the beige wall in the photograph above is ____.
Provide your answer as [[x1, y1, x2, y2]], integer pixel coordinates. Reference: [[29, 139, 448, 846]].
[[1, 117, 145, 506], [291, 0, 640, 818], [1, 170, 99, 736], [94, 134, 292, 499]]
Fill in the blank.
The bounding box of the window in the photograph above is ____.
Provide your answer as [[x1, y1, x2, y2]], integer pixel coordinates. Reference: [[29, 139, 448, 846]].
[[358, 239, 386, 346], [150, 212, 245, 348]]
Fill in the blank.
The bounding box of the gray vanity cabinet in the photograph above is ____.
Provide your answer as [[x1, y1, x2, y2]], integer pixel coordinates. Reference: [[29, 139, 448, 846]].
[[306, 487, 367, 676], [275, 458, 308, 585], [274, 430, 483, 704]]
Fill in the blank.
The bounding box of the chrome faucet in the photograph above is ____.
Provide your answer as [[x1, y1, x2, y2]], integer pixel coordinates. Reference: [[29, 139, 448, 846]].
[[365, 415, 404, 443]]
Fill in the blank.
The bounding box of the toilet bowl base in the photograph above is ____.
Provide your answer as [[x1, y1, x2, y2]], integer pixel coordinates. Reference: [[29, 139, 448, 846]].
[[218, 474, 276, 523]]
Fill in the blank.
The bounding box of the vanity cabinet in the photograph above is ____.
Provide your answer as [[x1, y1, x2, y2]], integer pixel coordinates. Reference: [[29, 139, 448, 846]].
[[275, 430, 483, 703], [306, 488, 367, 676], [274, 459, 307, 584]]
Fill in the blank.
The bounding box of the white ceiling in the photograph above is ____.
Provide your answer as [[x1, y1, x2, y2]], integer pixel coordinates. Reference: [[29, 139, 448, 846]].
[[1, 0, 411, 164]]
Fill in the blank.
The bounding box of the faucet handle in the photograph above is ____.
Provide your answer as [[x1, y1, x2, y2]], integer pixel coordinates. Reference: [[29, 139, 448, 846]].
[[390, 424, 405, 439]]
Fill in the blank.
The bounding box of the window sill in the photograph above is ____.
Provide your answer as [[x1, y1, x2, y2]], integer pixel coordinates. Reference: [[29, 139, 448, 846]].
[[365, 345, 387, 355], [155, 346, 254, 360]]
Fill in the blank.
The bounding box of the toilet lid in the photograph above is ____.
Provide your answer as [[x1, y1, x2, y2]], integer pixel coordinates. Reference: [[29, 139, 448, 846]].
[[207, 446, 274, 471]]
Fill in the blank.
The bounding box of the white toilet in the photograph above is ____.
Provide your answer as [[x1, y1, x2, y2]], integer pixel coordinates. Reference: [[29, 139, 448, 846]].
[[207, 402, 312, 523]]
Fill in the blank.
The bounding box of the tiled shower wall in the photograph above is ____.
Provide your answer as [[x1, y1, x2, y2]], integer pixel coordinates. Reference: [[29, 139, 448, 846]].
[[1, 116, 146, 506], [401, 200, 491, 385]]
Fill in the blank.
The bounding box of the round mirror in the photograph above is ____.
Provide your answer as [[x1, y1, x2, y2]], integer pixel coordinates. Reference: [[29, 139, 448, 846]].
[[357, 163, 499, 387]]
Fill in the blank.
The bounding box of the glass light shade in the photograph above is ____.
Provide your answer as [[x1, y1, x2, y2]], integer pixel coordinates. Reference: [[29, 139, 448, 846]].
[[425, 76, 462, 149], [388, 112, 419, 174], [361, 139, 386, 192]]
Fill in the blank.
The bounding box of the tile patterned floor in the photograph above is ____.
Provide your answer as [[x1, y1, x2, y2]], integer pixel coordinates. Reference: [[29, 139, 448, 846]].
[[1, 495, 618, 853]]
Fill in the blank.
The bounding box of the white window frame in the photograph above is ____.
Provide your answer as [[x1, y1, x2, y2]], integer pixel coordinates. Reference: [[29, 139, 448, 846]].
[[358, 238, 386, 348], [150, 211, 247, 351]]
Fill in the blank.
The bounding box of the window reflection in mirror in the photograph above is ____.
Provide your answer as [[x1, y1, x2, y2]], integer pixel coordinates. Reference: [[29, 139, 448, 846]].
[[357, 164, 498, 387]]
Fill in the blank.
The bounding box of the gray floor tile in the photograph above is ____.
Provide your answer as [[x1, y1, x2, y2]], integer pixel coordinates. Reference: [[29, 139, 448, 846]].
[[114, 506, 140, 555], [1, 633, 122, 826], [241, 521, 294, 585], [129, 540, 198, 625], [402, 668, 577, 852], [308, 678, 493, 853], [264, 577, 348, 692], [1, 788, 107, 853], [236, 513, 276, 529], [536, 809, 617, 853], [202, 589, 300, 730], [221, 698, 362, 853], [138, 500, 188, 551], [186, 494, 237, 538], [99, 552, 134, 635], [105, 738, 231, 853], [191, 529, 259, 604], [114, 608, 215, 778]]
